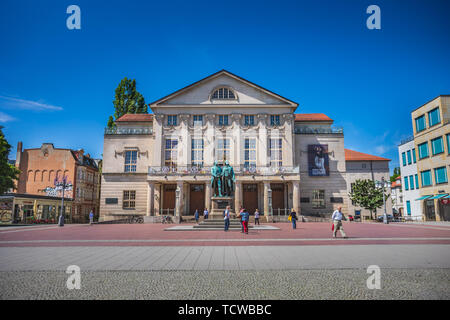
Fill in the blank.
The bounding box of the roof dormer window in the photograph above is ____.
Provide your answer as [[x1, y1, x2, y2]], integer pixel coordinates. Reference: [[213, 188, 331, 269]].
[[211, 87, 235, 100]]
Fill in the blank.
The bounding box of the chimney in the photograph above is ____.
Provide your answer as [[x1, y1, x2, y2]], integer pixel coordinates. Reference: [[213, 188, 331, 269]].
[[15, 141, 22, 168]]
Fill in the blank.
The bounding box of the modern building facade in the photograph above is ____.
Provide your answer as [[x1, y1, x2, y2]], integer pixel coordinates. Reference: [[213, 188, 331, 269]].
[[411, 95, 450, 221], [15, 142, 100, 222], [100, 70, 391, 222], [398, 137, 422, 220]]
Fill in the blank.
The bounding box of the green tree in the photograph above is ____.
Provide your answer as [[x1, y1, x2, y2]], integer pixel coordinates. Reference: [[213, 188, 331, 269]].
[[0, 126, 20, 194], [349, 179, 389, 220], [107, 78, 147, 128], [390, 167, 400, 182]]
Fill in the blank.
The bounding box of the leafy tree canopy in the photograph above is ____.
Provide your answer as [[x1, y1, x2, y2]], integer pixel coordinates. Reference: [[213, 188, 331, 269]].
[[107, 78, 147, 128], [0, 126, 20, 194], [390, 167, 400, 182], [349, 179, 389, 219]]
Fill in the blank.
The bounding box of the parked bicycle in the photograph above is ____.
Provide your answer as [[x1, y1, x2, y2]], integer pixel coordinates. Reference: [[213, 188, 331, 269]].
[[162, 215, 173, 224]]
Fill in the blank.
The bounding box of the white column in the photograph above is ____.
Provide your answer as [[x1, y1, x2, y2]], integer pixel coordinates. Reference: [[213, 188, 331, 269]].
[[176, 181, 184, 217], [234, 181, 242, 212], [146, 182, 154, 216], [205, 182, 211, 211], [258, 115, 268, 167], [293, 180, 300, 216], [179, 114, 189, 167], [264, 182, 270, 215], [283, 114, 295, 167], [204, 114, 215, 166], [153, 115, 164, 167]]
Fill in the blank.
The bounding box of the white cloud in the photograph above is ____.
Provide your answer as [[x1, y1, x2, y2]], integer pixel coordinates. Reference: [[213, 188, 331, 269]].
[[0, 111, 15, 123], [0, 95, 63, 111]]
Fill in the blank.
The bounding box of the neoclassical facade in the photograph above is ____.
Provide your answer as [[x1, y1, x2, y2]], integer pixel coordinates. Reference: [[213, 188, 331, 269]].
[[100, 70, 389, 222]]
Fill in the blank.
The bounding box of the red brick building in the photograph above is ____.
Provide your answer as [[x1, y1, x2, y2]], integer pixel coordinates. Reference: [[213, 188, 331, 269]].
[[15, 142, 100, 222]]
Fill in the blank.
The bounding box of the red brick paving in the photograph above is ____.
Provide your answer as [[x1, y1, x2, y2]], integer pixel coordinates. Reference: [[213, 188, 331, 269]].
[[0, 222, 449, 247]]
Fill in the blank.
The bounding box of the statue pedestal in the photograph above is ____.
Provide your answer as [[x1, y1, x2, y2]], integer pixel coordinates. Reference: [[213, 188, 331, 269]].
[[210, 196, 234, 219]]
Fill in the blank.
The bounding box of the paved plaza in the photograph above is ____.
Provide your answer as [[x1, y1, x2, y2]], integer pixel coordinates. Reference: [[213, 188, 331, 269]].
[[0, 222, 449, 299]]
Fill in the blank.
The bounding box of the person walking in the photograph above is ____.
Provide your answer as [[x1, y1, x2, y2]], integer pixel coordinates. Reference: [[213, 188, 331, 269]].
[[289, 208, 297, 229], [194, 209, 199, 223], [223, 206, 231, 231], [89, 210, 94, 225], [241, 209, 250, 234], [331, 206, 347, 238], [254, 209, 260, 225], [203, 208, 209, 220]]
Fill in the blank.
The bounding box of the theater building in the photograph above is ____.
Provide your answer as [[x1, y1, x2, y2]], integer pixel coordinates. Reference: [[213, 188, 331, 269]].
[[100, 70, 389, 222]]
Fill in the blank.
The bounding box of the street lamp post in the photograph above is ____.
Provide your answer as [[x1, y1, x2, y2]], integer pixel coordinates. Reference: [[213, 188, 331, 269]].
[[376, 177, 389, 224], [54, 175, 73, 227]]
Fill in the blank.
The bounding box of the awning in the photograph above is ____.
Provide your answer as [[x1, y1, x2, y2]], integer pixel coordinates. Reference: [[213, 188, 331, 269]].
[[444, 195, 450, 199], [415, 195, 433, 201], [428, 194, 449, 200]]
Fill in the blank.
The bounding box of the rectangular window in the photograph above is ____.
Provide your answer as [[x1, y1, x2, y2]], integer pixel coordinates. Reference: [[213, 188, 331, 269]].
[[270, 115, 280, 126], [418, 142, 429, 159], [269, 138, 282, 167], [124, 150, 137, 172], [407, 150, 412, 164], [428, 107, 441, 127], [164, 139, 178, 169], [244, 115, 255, 126], [191, 138, 204, 167], [216, 138, 230, 164], [122, 190, 136, 209], [421, 170, 432, 187], [431, 136, 444, 155], [404, 176, 409, 191], [402, 152, 406, 166], [412, 148, 416, 163], [415, 115, 426, 133], [312, 190, 325, 209], [409, 175, 415, 190], [406, 200, 411, 216], [415, 174, 419, 189], [218, 115, 229, 126], [434, 167, 448, 184], [244, 138, 256, 168], [447, 134, 450, 154], [167, 115, 177, 126], [193, 115, 203, 126]]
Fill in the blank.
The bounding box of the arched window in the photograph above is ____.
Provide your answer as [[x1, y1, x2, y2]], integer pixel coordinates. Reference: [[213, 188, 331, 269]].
[[211, 87, 236, 100]]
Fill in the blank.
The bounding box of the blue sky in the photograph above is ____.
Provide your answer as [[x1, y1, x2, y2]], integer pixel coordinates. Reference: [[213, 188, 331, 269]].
[[1, 0, 449, 172]]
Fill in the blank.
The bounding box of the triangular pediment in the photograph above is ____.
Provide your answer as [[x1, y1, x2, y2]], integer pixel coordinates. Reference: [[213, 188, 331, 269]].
[[149, 70, 298, 107]]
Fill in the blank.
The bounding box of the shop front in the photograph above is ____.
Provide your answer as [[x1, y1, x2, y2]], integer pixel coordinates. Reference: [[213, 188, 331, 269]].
[[0, 193, 73, 224]]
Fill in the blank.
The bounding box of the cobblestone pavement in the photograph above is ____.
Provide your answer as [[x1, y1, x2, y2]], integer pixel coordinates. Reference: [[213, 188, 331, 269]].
[[1, 269, 449, 300]]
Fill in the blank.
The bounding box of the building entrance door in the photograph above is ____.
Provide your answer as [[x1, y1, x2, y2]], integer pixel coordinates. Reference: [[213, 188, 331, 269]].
[[189, 184, 205, 215], [243, 184, 258, 214], [425, 200, 436, 221], [162, 184, 176, 214], [439, 200, 450, 221], [271, 183, 285, 214]]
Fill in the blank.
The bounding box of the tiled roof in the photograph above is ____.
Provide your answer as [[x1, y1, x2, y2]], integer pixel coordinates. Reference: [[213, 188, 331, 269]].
[[345, 149, 391, 161], [294, 113, 333, 122], [391, 180, 401, 188], [115, 114, 153, 122]]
